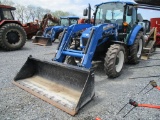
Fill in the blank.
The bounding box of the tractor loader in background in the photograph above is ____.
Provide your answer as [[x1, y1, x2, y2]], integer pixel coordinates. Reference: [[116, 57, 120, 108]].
[[33, 16, 79, 46], [35, 13, 59, 36], [13, 0, 147, 115], [31, 13, 59, 43]]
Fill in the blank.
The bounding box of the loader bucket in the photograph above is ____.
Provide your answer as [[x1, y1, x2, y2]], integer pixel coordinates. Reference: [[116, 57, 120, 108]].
[[32, 36, 52, 46], [13, 57, 95, 115]]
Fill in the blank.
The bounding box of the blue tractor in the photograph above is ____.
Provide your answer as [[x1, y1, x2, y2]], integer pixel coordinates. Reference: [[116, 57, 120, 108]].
[[54, 0, 144, 78], [13, 0, 145, 116], [33, 16, 79, 46]]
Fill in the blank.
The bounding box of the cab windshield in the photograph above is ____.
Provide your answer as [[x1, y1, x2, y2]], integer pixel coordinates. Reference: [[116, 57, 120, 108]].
[[95, 3, 125, 25], [60, 18, 69, 26], [2, 9, 14, 20], [70, 19, 78, 25]]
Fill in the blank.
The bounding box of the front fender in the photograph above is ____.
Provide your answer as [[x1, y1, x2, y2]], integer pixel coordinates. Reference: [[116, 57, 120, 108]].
[[127, 25, 143, 45]]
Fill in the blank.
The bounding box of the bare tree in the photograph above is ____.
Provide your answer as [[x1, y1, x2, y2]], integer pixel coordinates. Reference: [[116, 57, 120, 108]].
[[24, 7, 31, 23], [52, 10, 70, 18], [1, 0, 14, 5], [14, 4, 25, 23], [36, 7, 43, 20], [1, 1, 76, 23], [27, 5, 36, 22]]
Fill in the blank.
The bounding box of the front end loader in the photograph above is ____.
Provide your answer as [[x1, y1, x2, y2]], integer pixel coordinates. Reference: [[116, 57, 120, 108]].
[[13, 0, 145, 115], [13, 56, 94, 115]]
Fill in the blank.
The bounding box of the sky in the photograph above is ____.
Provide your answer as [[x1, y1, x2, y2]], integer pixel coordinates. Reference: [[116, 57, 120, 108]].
[[12, 0, 160, 20]]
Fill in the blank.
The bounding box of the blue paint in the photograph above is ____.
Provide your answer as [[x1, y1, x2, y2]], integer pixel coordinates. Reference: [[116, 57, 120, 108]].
[[127, 25, 143, 45], [42, 16, 79, 41]]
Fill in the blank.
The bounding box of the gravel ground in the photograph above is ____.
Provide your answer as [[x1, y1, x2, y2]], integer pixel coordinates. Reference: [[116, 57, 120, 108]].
[[0, 40, 160, 120]]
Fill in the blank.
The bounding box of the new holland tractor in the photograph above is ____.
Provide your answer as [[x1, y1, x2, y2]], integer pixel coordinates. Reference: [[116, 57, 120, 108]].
[[33, 16, 79, 46], [54, 0, 144, 78], [13, 0, 144, 116], [0, 4, 26, 51]]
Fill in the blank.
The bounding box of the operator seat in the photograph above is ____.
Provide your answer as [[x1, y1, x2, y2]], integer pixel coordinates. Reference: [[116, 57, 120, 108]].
[[116, 19, 123, 26]]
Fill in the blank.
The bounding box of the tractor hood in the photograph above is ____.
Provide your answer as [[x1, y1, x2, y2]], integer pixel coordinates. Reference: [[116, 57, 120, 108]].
[[81, 23, 117, 39], [52, 26, 67, 31]]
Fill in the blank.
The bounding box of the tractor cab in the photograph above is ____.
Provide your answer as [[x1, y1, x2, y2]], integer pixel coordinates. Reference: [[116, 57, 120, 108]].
[[83, 1, 138, 34], [93, 1, 138, 32], [0, 4, 15, 21], [60, 16, 79, 26]]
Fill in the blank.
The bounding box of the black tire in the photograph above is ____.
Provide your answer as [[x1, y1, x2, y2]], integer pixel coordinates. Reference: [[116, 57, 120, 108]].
[[36, 30, 43, 36], [65, 56, 77, 65], [104, 44, 125, 78], [128, 32, 143, 64], [0, 23, 26, 51]]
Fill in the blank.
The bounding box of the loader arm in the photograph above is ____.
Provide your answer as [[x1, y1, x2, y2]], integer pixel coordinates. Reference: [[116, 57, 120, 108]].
[[54, 23, 118, 68], [39, 14, 59, 32], [80, 24, 118, 68], [55, 23, 92, 61]]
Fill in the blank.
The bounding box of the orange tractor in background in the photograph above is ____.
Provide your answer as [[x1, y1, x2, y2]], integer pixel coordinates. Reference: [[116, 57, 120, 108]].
[[78, 18, 94, 24], [22, 20, 40, 39]]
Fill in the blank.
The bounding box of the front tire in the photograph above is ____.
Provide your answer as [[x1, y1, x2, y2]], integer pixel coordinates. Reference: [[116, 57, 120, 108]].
[[104, 44, 125, 78], [128, 32, 143, 64], [0, 23, 26, 51], [65, 56, 77, 65]]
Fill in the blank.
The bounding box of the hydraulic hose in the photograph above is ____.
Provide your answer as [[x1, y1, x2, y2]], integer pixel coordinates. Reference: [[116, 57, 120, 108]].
[[138, 104, 160, 109]]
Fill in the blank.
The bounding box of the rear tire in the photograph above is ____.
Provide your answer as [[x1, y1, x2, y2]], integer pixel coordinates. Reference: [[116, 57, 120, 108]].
[[128, 32, 143, 64], [0, 23, 26, 51], [104, 44, 125, 78]]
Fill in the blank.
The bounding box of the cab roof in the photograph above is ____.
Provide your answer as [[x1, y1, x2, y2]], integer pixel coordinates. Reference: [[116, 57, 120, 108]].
[[0, 4, 16, 10], [95, 0, 137, 7]]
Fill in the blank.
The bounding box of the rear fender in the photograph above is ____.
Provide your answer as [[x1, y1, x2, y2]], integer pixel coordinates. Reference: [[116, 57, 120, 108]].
[[0, 20, 22, 27], [127, 25, 143, 45]]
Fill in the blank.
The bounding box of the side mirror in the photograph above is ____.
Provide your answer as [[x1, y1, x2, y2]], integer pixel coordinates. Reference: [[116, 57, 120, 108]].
[[127, 6, 133, 16], [83, 8, 88, 16]]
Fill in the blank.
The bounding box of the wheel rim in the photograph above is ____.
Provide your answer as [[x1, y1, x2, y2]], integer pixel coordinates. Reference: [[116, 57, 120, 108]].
[[6, 30, 20, 44], [5, 29, 22, 45], [116, 51, 124, 72], [137, 39, 143, 58]]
